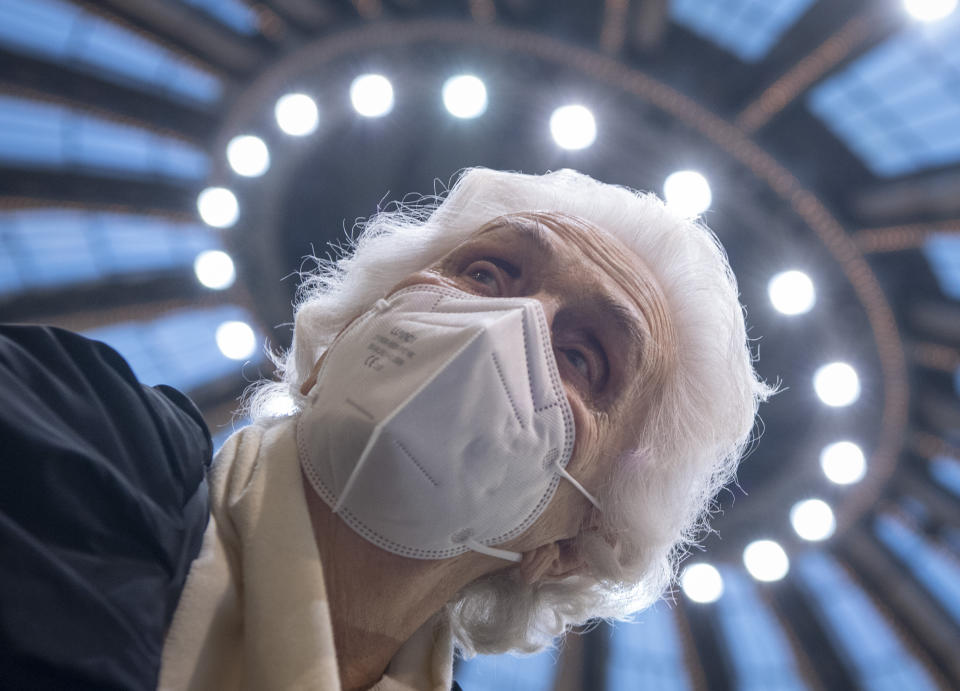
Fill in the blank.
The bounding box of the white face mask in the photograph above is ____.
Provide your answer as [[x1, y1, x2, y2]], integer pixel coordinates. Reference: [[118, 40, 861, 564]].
[[297, 284, 600, 563]]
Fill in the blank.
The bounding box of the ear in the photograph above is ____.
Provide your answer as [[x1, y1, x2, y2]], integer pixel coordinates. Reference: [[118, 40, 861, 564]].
[[517, 538, 587, 585]]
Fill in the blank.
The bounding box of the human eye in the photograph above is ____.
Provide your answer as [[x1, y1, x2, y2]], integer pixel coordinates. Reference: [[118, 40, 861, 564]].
[[556, 337, 609, 394], [462, 258, 517, 295]]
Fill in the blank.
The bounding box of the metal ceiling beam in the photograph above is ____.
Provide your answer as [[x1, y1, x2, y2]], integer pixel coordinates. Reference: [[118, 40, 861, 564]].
[[0, 270, 215, 326], [0, 49, 218, 142], [767, 577, 858, 691], [677, 599, 734, 691], [908, 301, 960, 346], [893, 462, 960, 534], [82, 0, 269, 77], [852, 169, 960, 226], [0, 169, 195, 215], [841, 524, 960, 687]]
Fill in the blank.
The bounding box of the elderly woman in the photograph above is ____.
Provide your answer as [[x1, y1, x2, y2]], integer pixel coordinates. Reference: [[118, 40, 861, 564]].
[[0, 168, 769, 691]]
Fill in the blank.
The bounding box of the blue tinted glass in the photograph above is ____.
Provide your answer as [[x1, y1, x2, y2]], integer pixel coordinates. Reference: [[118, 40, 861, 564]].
[[455, 649, 559, 691], [794, 552, 937, 690], [84, 304, 257, 391], [714, 568, 808, 691], [0, 0, 222, 104], [0, 209, 221, 296], [808, 11, 960, 176], [606, 601, 691, 691], [178, 0, 259, 35], [930, 456, 960, 498], [922, 234, 960, 300], [0, 95, 210, 180], [670, 0, 816, 62], [874, 513, 960, 626]]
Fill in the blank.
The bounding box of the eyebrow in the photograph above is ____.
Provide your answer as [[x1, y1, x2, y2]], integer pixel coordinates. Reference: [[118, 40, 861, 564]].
[[485, 218, 648, 368]]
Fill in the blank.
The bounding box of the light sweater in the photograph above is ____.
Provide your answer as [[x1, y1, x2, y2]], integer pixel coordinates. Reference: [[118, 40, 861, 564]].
[[157, 416, 454, 690]]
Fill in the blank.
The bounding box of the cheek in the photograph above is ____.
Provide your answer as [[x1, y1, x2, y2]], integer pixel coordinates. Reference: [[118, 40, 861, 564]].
[[564, 386, 604, 475]]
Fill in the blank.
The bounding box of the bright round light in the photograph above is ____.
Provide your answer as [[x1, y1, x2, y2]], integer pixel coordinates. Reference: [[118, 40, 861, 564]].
[[226, 135, 270, 177], [197, 186, 238, 229], [813, 362, 861, 407], [275, 93, 319, 136], [820, 441, 867, 485], [442, 75, 487, 119], [350, 74, 394, 117], [904, 0, 957, 21], [663, 170, 712, 217], [790, 499, 836, 541], [768, 270, 816, 315], [193, 250, 235, 290], [215, 320, 256, 360], [549, 105, 597, 150], [743, 540, 789, 582], [681, 563, 724, 603]]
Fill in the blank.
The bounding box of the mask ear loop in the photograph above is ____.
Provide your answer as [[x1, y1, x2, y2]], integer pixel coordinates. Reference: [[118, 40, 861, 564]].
[[555, 464, 602, 511], [464, 538, 523, 563]]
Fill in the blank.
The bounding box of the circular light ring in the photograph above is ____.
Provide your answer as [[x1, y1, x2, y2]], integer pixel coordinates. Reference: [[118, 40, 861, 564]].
[[663, 170, 712, 217], [743, 539, 789, 582], [814, 362, 861, 407], [681, 563, 724, 603], [197, 187, 239, 229], [193, 250, 236, 290], [275, 93, 319, 136], [549, 104, 596, 150], [216, 21, 909, 541], [350, 73, 394, 117], [215, 320, 256, 360], [226, 134, 270, 177], [442, 74, 488, 118], [768, 270, 816, 315], [790, 498, 836, 541], [820, 441, 867, 485]]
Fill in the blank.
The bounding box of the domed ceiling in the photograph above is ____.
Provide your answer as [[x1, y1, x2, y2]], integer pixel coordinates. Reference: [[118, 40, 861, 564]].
[[2, 0, 959, 688]]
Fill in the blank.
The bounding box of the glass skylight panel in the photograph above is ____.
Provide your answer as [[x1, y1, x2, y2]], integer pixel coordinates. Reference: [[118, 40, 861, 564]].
[[455, 649, 558, 691], [0, 209, 221, 296], [874, 513, 960, 626], [670, 0, 816, 62], [808, 11, 960, 177], [929, 456, 960, 498], [0, 0, 222, 105], [714, 568, 808, 691], [83, 305, 259, 391], [795, 552, 938, 690], [0, 95, 209, 180], [606, 602, 691, 691], [178, 0, 259, 35], [921, 233, 960, 300]]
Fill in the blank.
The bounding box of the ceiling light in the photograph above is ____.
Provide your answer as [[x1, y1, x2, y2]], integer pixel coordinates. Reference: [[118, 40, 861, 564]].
[[680, 563, 724, 603], [820, 441, 867, 485], [350, 74, 394, 117], [663, 170, 712, 217], [216, 320, 256, 360], [442, 75, 487, 119], [790, 499, 836, 541], [768, 270, 816, 315], [193, 250, 235, 290], [226, 135, 270, 177], [813, 362, 860, 406], [275, 93, 319, 136], [903, 0, 957, 22], [549, 105, 596, 150], [743, 539, 789, 582], [197, 187, 238, 229]]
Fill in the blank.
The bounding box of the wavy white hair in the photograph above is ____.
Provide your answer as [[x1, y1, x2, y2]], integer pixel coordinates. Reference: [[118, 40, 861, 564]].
[[242, 168, 773, 656]]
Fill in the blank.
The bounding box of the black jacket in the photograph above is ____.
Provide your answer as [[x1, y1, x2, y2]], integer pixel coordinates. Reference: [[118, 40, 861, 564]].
[[0, 324, 213, 690]]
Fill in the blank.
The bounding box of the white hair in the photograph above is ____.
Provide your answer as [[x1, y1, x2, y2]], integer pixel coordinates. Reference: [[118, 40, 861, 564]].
[[243, 168, 773, 655]]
